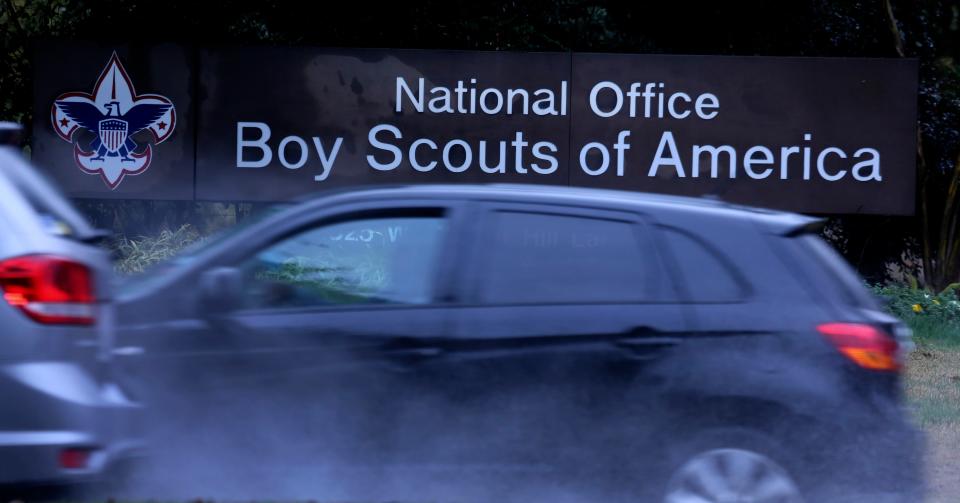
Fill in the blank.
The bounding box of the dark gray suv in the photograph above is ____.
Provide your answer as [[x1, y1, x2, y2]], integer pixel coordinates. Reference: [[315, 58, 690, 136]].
[[0, 147, 141, 491], [116, 184, 923, 502]]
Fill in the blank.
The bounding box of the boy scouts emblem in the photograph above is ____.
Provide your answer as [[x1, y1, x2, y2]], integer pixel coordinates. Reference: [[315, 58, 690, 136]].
[[51, 52, 175, 189]]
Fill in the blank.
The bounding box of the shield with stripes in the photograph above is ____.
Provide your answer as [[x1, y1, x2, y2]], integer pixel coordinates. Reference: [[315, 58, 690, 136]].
[[98, 118, 128, 154]]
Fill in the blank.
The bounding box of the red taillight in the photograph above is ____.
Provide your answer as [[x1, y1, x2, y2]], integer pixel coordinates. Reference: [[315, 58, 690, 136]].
[[0, 255, 96, 325], [817, 322, 900, 372], [59, 447, 93, 469]]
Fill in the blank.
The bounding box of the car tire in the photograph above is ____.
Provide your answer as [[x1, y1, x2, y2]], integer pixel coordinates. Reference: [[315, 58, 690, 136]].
[[660, 427, 806, 503]]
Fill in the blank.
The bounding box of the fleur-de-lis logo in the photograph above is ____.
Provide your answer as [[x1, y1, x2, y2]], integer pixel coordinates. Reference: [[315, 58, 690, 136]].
[[51, 52, 176, 189]]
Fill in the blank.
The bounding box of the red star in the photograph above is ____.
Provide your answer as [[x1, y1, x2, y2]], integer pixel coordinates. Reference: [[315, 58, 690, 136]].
[[59, 118, 69, 128], [158, 121, 166, 130]]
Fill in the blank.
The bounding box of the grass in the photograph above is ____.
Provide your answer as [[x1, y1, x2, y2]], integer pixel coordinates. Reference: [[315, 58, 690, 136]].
[[904, 341, 960, 502], [909, 317, 960, 349], [110, 223, 202, 274]]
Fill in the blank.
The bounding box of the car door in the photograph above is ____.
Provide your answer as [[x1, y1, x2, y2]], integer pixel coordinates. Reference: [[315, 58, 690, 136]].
[[440, 201, 694, 472], [120, 199, 464, 481]]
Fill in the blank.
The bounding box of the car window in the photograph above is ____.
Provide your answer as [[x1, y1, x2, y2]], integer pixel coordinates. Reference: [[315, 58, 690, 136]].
[[661, 227, 746, 302], [796, 234, 879, 309], [239, 212, 447, 308], [479, 210, 650, 304]]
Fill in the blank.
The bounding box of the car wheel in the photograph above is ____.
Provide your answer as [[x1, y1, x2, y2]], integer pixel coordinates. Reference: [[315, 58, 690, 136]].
[[662, 433, 805, 503]]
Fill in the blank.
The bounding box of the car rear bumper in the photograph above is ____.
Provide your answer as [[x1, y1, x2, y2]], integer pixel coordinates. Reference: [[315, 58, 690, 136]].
[[0, 433, 141, 484], [0, 362, 143, 486]]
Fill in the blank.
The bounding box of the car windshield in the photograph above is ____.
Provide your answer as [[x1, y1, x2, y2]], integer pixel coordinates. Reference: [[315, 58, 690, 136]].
[[177, 204, 292, 262]]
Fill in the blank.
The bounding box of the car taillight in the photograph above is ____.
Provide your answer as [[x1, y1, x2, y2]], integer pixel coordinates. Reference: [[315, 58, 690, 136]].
[[0, 255, 95, 325], [59, 447, 94, 469], [817, 322, 900, 372]]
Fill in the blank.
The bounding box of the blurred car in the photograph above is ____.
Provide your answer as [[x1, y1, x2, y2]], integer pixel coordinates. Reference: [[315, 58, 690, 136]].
[[0, 144, 141, 493], [117, 184, 923, 502]]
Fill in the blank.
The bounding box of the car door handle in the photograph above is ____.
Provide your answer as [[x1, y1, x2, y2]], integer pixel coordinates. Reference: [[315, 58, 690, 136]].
[[615, 331, 681, 360]]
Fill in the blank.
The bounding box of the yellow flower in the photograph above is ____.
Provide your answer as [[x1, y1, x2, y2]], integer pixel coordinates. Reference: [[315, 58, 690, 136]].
[[912, 304, 923, 313]]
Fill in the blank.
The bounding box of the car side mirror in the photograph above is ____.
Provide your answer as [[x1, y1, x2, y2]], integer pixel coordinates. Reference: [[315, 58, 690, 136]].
[[198, 266, 243, 315]]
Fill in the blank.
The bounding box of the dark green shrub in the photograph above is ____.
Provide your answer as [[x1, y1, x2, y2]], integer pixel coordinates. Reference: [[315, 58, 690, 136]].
[[871, 283, 960, 346]]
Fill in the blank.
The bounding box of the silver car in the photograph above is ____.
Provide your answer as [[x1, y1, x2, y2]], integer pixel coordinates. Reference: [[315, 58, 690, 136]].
[[0, 143, 141, 492]]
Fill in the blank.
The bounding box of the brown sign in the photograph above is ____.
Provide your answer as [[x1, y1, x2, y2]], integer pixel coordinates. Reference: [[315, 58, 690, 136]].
[[32, 43, 918, 214]]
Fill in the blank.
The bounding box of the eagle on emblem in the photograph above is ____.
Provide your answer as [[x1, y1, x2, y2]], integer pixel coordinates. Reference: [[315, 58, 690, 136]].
[[54, 100, 172, 162]]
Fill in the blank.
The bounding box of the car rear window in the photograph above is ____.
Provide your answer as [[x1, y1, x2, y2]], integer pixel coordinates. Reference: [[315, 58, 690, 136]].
[[478, 210, 653, 304], [797, 234, 879, 308]]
